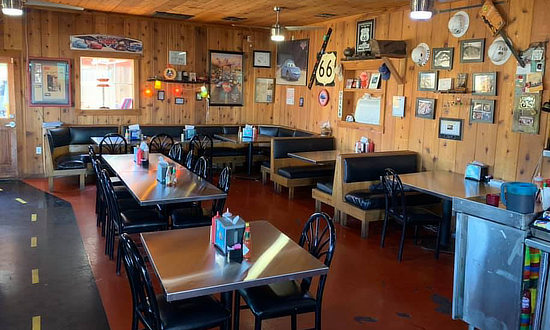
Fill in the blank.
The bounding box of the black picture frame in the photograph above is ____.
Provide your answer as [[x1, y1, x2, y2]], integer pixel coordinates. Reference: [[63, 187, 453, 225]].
[[460, 38, 485, 63], [418, 71, 438, 91], [175, 97, 185, 105], [415, 98, 436, 119], [29, 57, 72, 107], [472, 72, 497, 96], [356, 19, 375, 53], [209, 50, 244, 106], [439, 118, 463, 140], [470, 99, 495, 124], [432, 47, 454, 70], [253, 50, 271, 68], [157, 90, 165, 101]]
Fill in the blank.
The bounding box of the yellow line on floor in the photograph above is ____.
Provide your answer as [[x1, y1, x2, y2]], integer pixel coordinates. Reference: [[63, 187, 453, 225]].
[[31, 214, 37, 222], [31, 237, 37, 248], [32, 316, 41, 330], [15, 198, 27, 204], [32, 269, 39, 284]]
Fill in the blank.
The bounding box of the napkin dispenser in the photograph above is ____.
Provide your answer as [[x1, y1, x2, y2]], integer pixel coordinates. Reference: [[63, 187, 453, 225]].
[[465, 162, 489, 182], [214, 215, 245, 254], [242, 126, 253, 139], [129, 129, 141, 141], [184, 128, 195, 140]]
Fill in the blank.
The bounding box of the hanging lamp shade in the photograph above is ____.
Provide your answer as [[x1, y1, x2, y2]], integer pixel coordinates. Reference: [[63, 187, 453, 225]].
[[271, 25, 285, 42], [2, 0, 23, 16], [410, 0, 433, 20]]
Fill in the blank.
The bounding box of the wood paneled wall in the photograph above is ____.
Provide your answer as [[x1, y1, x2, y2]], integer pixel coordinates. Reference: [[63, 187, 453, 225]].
[[272, 0, 550, 181], [0, 9, 275, 176]]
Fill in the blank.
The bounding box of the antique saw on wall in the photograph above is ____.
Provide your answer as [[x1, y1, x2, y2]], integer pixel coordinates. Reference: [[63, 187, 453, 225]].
[[478, 0, 525, 67]]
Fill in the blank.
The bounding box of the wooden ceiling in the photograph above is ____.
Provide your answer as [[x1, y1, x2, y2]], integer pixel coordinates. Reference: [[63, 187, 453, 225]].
[[39, 0, 409, 26]]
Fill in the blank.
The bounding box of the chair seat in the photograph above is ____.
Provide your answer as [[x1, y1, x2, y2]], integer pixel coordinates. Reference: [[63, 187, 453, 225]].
[[391, 208, 442, 224], [114, 185, 132, 199], [277, 165, 334, 179], [239, 280, 316, 319], [315, 181, 333, 194], [171, 207, 211, 229], [120, 209, 167, 232], [156, 294, 230, 330], [345, 191, 385, 210], [54, 153, 88, 170]]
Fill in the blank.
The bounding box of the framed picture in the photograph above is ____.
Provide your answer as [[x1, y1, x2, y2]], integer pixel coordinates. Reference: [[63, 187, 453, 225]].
[[418, 71, 438, 91], [472, 72, 497, 96], [438, 78, 453, 91], [439, 118, 463, 140], [157, 90, 165, 101], [460, 39, 485, 63], [209, 50, 244, 106], [253, 50, 271, 68], [415, 98, 436, 119], [432, 47, 454, 70], [455, 73, 468, 90], [276, 39, 309, 86], [470, 99, 495, 124], [254, 77, 275, 103], [175, 97, 185, 105], [368, 73, 381, 89], [356, 19, 375, 53], [29, 57, 72, 107]]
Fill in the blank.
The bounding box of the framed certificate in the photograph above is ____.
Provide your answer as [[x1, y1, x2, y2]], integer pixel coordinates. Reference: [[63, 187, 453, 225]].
[[253, 51, 271, 68]]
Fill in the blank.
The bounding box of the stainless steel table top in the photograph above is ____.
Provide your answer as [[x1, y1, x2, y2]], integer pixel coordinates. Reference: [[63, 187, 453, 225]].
[[102, 153, 226, 206], [214, 134, 272, 144], [140, 220, 328, 302], [399, 170, 498, 200], [288, 150, 337, 164]]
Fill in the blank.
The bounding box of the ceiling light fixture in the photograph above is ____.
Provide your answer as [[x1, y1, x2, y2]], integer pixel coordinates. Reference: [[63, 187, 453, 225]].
[[270, 7, 285, 42], [410, 0, 433, 20], [2, 0, 23, 16]]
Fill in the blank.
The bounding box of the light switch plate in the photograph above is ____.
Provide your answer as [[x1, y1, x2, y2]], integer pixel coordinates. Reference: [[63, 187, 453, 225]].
[[36, 147, 42, 155]]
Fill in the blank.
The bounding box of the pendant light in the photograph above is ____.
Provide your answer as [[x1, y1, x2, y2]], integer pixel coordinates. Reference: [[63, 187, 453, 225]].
[[2, 0, 23, 16], [410, 0, 433, 20], [270, 7, 285, 42]]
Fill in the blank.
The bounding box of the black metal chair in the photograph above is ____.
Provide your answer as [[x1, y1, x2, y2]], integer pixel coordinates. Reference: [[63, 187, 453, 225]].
[[380, 168, 443, 262], [120, 233, 231, 330], [192, 156, 208, 180], [189, 134, 213, 180], [149, 134, 174, 156], [234, 212, 336, 330], [168, 143, 184, 165], [171, 166, 231, 230], [99, 133, 128, 156], [101, 169, 168, 274], [184, 150, 195, 170]]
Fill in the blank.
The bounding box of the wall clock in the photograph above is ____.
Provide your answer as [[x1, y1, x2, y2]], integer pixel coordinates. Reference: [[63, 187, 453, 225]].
[[163, 67, 177, 80], [318, 89, 329, 106]]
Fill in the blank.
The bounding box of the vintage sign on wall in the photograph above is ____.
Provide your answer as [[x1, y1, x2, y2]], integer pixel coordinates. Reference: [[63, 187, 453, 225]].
[[315, 52, 337, 86], [70, 35, 143, 54]]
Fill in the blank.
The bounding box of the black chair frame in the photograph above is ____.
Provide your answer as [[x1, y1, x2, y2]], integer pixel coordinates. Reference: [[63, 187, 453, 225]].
[[99, 133, 128, 156], [149, 133, 174, 156]]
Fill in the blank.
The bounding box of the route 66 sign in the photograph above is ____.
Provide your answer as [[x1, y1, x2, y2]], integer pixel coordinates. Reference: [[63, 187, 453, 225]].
[[316, 52, 337, 86]]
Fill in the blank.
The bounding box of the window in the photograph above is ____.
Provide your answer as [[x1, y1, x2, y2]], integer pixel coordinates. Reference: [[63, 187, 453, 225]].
[[80, 57, 135, 110], [0, 63, 10, 118]]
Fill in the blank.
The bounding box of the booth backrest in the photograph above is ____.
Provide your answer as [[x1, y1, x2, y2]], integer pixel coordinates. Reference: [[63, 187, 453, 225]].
[[259, 125, 313, 137], [343, 151, 418, 183], [272, 136, 335, 159], [47, 126, 119, 149]]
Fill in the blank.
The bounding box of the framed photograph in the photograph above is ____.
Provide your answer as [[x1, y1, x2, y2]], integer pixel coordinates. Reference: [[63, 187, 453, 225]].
[[157, 90, 165, 101], [415, 98, 436, 119], [418, 71, 438, 91], [345, 79, 354, 89], [253, 50, 271, 68], [470, 99, 495, 124], [368, 73, 381, 89], [209, 50, 244, 106], [432, 47, 454, 70], [175, 97, 185, 105], [254, 77, 275, 103], [439, 118, 463, 140], [168, 51, 187, 65], [455, 73, 468, 90], [438, 78, 453, 91], [356, 19, 375, 53], [276, 39, 309, 86], [29, 57, 72, 107], [460, 39, 485, 63], [472, 72, 497, 96]]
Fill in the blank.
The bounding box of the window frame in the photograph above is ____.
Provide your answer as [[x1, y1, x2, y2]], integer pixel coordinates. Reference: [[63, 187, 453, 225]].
[[75, 52, 141, 115]]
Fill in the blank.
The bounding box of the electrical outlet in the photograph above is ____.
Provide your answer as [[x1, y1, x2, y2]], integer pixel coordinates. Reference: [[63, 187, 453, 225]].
[[36, 147, 42, 155]]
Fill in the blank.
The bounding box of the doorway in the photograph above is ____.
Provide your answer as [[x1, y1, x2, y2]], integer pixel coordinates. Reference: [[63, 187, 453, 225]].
[[0, 57, 17, 178]]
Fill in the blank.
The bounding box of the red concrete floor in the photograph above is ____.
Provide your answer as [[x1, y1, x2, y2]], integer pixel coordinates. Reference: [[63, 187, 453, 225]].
[[25, 176, 465, 330]]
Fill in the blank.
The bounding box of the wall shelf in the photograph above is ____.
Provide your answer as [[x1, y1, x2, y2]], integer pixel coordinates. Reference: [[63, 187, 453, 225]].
[[343, 88, 383, 94], [147, 78, 209, 84]]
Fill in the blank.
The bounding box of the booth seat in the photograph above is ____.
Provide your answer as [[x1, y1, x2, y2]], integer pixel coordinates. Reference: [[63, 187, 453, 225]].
[[270, 136, 335, 199], [44, 125, 119, 191]]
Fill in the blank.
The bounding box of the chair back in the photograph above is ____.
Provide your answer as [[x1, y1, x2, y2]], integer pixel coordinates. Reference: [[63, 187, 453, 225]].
[[381, 168, 408, 221], [88, 145, 97, 162], [120, 233, 162, 330], [149, 134, 174, 155], [168, 143, 184, 164], [298, 212, 336, 301], [184, 150, 195, 169], [212, 166, 231, 215], [193, 156, 208, 179], [100, 169, 123, 230], [189, 134, 213, 180], [99, 133, 128, 156]]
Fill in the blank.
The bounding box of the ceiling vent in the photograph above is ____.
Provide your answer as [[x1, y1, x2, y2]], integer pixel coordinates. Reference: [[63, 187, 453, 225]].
[[153, 11, 194, 20], [315, 13, 336, 18], [222, 16, 247, 22]]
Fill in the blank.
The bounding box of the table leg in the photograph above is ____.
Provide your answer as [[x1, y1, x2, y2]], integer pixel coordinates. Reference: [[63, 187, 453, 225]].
[[221, 291, 233, 329], [247, 142, 253, 175], [440, 199, 452, 247]]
